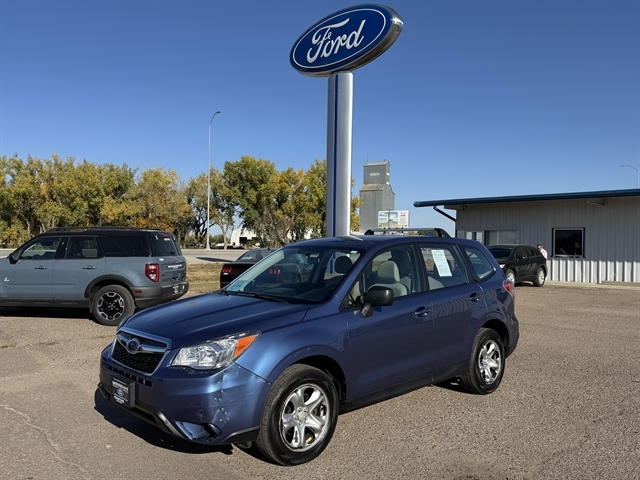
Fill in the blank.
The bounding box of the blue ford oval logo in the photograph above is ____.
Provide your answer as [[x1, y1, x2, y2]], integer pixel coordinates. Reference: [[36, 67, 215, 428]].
[[290, 4, 403, 77], [126, 338, 141, 354]]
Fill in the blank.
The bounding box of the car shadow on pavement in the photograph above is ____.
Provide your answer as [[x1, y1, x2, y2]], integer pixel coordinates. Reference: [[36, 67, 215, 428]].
[[93, 389, 234, 456], [0, 306, 92, 320], [434, 378, 471, 394], [195, 256, 227, 262]]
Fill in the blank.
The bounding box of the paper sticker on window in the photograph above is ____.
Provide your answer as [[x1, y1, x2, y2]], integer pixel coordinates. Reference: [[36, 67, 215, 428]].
[[432, 250, 452, 277]]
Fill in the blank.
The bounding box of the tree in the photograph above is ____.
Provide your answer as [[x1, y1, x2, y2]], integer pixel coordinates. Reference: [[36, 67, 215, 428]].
[[210, 168, 237, 249], [129, 167, 193, 231], [224, 156, 278, 246], [184, 173, 208, 244]]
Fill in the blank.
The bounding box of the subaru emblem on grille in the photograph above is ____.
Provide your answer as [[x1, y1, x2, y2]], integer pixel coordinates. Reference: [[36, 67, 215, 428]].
[[126, 338, 141, 354]]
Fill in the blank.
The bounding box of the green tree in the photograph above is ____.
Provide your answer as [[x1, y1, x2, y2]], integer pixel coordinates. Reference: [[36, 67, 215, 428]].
[[129, 167, 193, 232], [210, 168, 237, 249], [224, 156, 278, 246], [184, 173, 208, 244], [1, 154, 44, 239]]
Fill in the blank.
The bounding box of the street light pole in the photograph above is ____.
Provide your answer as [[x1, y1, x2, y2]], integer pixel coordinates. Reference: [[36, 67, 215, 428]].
[[620, 164, 639, 189], [206, 111, 221, 250]]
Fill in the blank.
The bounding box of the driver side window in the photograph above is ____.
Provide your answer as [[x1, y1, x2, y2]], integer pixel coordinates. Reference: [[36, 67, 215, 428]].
[[19, 237, 62, 260], [345, 246, 417, 307]]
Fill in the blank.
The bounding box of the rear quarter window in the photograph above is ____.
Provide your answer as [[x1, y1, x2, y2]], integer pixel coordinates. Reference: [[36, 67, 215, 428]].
[[464, 246, 496, 280], [149, 233, 180, 256], [101, 236, 151, 257]]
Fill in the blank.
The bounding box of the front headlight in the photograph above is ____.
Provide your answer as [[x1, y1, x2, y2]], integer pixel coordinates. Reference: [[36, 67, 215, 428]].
[[171, 332, 260, 370], [499, 263, 505, 268]]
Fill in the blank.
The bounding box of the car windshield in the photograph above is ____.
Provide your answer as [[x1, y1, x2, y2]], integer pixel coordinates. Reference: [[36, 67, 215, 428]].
[[238, 250, 269, 262], [487, 247, 513, 259], [224, 245, 362, 304]]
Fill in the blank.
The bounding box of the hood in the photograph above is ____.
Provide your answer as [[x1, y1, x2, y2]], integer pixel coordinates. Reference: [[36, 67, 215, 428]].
[[119, 292, 309, 348]]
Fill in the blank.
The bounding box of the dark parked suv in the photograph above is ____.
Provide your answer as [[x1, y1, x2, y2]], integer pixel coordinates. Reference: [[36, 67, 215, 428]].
[[487, 244, 547, 286], [98, 234, 518, 465], [0, 227, 189, 325]]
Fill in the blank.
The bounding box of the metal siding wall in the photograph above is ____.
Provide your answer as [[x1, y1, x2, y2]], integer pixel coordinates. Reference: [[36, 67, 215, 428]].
[[454, 196, 639, 283]]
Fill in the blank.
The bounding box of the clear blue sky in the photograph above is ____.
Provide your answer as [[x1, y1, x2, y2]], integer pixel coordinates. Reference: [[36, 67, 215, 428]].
[[1, 0, 638, 234]]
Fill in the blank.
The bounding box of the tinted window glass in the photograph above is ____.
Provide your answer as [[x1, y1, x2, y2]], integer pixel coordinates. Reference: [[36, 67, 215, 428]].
[[487, 247, 513, 259], [100, 236, 150, 257], [464, 246, 495, 280], [149, 233, 179, 256], [67, 236, 102, 259], [553, 229, 584, 257]]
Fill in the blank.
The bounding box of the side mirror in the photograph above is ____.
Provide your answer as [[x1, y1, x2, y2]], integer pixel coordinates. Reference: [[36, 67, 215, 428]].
[[8, 252, 19, 264], [361, 286, 394, 318]]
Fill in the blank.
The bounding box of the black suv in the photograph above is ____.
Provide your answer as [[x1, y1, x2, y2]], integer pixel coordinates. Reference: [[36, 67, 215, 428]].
[[0, 227, 189, 325]]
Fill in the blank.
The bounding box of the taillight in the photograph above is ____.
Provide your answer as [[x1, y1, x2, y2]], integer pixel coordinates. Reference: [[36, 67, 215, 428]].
[[269, 267, 281, 275], [222, 266, 233, 274], [146, 263, 160, 282], [503, 279, 515, 297]]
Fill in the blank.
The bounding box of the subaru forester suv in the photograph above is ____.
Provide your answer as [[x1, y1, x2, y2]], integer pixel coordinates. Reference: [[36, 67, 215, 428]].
[[0, 227, 188, 325], [98, 234, 518, 465]]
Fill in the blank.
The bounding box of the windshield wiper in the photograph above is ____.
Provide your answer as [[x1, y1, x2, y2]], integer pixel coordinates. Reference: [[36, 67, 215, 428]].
[[232, 291, 288, 303]]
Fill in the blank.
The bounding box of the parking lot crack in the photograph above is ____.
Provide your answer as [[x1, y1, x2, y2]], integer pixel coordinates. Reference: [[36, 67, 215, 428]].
[[0, 403, 92, 479]]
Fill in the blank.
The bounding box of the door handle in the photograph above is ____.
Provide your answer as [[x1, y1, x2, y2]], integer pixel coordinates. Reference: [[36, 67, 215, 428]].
[[34, 265, 48, 270], [469, 293, 482, 302], [82, 265, 97, 270], [414, 307, 431, 317]]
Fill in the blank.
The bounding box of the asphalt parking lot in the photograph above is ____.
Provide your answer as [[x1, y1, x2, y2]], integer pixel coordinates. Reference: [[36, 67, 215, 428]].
[[1, 284, 638, 480]]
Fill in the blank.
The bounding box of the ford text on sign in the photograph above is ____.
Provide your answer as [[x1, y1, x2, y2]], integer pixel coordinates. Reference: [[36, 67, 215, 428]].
[[290, 4, 403, 77]]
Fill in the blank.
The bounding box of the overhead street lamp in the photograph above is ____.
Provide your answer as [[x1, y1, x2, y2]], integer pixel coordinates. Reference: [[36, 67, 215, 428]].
[[206, 111, 221, 250], [620, 164, 639, 189]]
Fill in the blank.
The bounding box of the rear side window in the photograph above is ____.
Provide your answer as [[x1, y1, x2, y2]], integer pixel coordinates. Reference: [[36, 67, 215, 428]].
[[100, 236, 151, 257], [420, 244, 467, 290], [67, 236, 102, 259], [464, 246, 495, 280], [149, 233, 180, 256]]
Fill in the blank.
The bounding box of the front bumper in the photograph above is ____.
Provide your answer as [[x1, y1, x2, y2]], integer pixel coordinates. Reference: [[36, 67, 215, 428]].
[[99, 345, 268, 445]]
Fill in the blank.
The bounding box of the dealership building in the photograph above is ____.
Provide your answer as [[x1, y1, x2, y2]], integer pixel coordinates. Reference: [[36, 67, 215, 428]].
[[415, 189, 640, 284]]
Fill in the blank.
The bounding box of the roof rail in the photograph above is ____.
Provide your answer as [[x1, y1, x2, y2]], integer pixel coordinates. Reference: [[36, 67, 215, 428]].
[[45, 226, 143, 233], [363, 228, 451, 238]]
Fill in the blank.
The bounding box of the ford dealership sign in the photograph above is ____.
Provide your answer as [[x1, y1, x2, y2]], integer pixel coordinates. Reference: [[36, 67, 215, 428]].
[[290, 4, 403, 77]]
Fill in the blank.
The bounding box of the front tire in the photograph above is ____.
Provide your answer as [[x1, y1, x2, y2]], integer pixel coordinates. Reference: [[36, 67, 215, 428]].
[[460, 328, 505, 395], [92, 285, 135, 326], [533, 267, 546, 287], [256, 365, 338, 466]]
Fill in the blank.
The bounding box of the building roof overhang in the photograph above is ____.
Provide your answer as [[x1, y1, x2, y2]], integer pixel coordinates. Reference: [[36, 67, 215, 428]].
[[414, 188, 640, 209]]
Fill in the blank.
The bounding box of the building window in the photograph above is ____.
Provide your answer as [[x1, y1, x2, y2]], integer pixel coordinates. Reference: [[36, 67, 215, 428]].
[[485, 230, 518, 245], [553, 228, 584, 257], [463, 231, 484, 243]]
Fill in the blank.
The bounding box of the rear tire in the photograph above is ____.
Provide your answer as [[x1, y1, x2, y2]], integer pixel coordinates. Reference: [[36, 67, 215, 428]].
[[506, 269, 516, 284], [92, 285, 135, 326], [256, 365, 338, 466], [460, 328, 505, 395], [533, 267, 546, 287]]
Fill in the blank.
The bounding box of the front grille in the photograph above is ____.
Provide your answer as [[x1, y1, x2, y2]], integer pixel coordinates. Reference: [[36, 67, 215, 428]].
[[112, 341, 164, 374], [103, 361, 152, 387]]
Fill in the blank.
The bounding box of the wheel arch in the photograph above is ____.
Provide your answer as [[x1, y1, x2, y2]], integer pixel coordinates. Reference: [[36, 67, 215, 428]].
[[481, 318, 509, 354], [292, 355, 348, 407], [86, 276, 135, 310]]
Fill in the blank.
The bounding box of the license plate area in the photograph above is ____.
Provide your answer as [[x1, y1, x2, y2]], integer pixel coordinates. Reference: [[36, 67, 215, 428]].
[[111, 377, 135, 408]]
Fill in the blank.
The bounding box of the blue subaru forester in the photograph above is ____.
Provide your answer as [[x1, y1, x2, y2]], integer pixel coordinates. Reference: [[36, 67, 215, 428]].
[[99, 234, 519, 465]]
